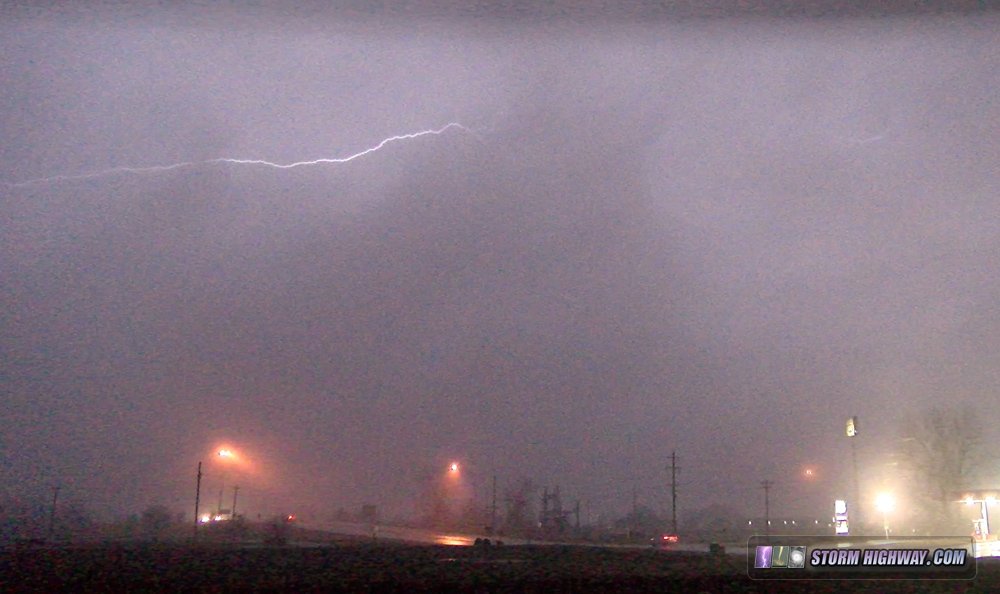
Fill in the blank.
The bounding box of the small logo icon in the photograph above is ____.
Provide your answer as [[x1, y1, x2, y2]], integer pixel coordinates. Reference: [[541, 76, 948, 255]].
[[772, 545, 790, 567], [788, 546, 806, 568], [755, 546, 773, 568]]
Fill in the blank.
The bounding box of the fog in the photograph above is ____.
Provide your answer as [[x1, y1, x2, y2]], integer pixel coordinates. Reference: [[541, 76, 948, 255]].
[[2, 2, 997, 532]]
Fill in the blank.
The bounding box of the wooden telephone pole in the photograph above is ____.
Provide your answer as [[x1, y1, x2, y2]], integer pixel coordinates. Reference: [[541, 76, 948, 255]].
[[193, 462, 202, 540], [668, 451, 680, 534], [47, 485, 60, 542]]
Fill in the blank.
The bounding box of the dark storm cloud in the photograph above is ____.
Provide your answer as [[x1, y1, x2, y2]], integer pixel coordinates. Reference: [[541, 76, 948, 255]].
[[2, 3, 998, 524]]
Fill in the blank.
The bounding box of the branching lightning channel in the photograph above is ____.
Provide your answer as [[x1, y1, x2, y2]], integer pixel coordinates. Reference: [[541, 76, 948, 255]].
[[5, 122, 473, 188]]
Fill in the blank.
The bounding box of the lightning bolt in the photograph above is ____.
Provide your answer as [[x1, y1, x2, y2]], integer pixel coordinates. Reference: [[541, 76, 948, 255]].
[[4, 122, 473, 188]]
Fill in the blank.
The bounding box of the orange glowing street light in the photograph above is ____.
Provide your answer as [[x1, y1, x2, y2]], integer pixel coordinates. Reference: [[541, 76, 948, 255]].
[[195, 445, 250, 537], [211, 446, 247, 521], [211, 445, 257, 473], [449, 462, 460, 474], [215, 447, 249, 468]]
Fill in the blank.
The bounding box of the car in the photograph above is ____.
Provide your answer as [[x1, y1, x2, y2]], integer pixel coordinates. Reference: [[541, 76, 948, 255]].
[[651, 533, 680, 547]]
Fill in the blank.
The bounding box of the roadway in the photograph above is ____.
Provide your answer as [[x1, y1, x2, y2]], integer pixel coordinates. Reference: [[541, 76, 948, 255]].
[[302, 520, 1000, 558], [305, 519, 727, 552]]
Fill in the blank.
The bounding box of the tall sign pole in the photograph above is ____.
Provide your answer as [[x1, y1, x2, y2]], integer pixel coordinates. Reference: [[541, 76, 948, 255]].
[[847, 416, 861, 532]]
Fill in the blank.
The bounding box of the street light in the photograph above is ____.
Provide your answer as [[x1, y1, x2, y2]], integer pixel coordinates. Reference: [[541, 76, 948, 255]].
[[443, 459, 499, 534], [960, 494, 993, 540], [214, 446, 241, 519], [875, 492, 895, 539]]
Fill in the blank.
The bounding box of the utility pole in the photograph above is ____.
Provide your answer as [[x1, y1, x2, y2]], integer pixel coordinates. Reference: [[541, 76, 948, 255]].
[[761, 480, 773, 541], [490, 474, 497, 533], [630, 485, 638, 539], [668, 451, 680, 534], [193, 461, 202, 540], [541, 487, 549, 528], [231, 485, 239, 520], [47, 485, 60, 542]]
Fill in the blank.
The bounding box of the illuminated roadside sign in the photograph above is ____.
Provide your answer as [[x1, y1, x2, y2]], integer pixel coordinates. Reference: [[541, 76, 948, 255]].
[[835, 499, 849, 535]]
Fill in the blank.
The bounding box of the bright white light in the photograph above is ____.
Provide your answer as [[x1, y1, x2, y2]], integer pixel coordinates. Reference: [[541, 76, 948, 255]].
[[200, 514, 211, 523], [966, 496, 976, 506], [875, 493, 895, 513]]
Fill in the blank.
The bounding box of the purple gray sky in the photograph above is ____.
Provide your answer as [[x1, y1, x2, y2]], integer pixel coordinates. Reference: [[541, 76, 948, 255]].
[[2, 2, 998, 525]]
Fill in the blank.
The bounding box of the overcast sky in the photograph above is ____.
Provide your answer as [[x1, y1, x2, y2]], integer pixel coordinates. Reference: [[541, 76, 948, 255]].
[[2, 2, 998, 525]]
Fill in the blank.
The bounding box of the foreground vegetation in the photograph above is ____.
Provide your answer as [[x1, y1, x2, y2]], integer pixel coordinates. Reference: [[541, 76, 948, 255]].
[[1, 541, 995, 593]]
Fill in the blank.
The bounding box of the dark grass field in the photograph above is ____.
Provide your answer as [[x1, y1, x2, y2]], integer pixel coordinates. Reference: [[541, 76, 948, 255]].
[[1, 542, 996, 593]]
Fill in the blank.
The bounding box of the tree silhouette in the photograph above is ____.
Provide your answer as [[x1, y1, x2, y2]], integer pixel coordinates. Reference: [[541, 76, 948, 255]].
[[897, 404, 986, 533], [140, 505, 174, 541]]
